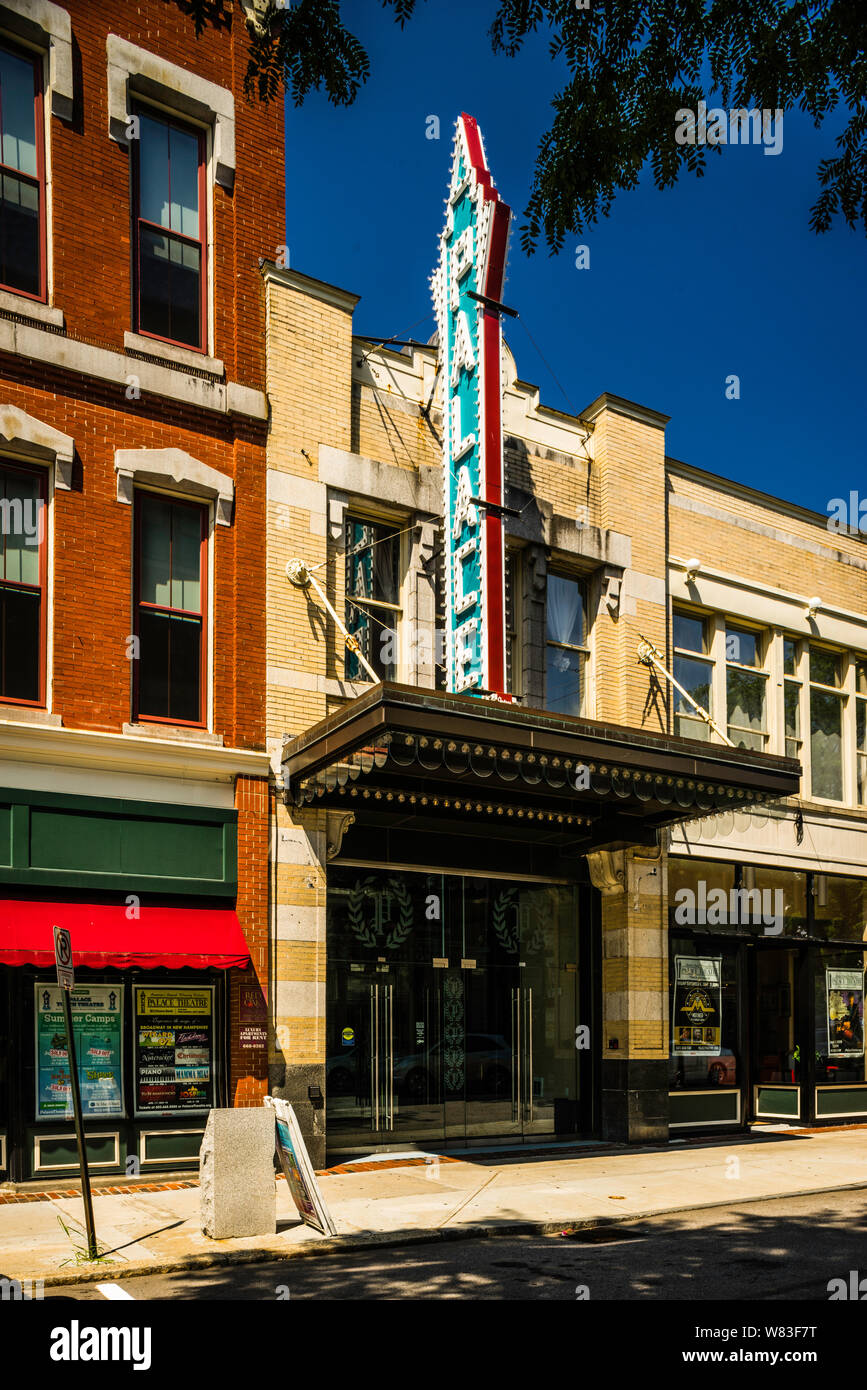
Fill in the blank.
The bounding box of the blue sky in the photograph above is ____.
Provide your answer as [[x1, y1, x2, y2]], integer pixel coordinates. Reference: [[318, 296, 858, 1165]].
[[283, 0, 866, 518]]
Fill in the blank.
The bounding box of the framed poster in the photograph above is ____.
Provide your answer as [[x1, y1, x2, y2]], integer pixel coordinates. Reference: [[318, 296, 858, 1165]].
[[134, 985, 215, 1116], [672, 956, 722, 1056], [826, 970, 864, 1058], [35, 984, 124, 1121], [266, 1096, 337, 1237]]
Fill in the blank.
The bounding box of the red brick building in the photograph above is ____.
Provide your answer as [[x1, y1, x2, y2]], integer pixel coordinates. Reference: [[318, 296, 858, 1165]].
[[0, 0, 283, 1180]]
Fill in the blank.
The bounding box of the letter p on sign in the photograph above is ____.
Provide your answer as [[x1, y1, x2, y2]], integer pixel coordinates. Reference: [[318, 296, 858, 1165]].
[[53, 925, 74, 991]]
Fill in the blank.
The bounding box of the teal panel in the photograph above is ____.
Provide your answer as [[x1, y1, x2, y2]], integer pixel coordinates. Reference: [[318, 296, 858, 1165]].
[[143, 1130, 204, 1162], [756, 1086, 800, 1117], [816, 1087, 867, 1117], [670, 1090, 739, 1126], [121, 818, 223, 880], [37, 1133, 118, 1170], [31, 809, 122, 872], [0, 786, 237, 895]]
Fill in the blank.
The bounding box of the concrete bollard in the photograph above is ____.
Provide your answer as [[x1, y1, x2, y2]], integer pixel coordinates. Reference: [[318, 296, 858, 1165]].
[[200, 1108, 276, 1239]]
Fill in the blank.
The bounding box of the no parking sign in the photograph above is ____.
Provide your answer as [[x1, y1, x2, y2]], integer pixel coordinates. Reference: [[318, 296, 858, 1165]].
[[53, 925, 74, 991]]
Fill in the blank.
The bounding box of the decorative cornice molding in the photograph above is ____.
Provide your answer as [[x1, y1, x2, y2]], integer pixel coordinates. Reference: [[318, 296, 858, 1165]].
[[0, 720, 270, 783], [115, 447, 234, 525]]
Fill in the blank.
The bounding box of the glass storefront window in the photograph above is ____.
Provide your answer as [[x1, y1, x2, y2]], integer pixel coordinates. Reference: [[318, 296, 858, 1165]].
[[752, 868, 808, 938], [813, 947, 866, 1086], [669, 857, 736, 929], [811, 875, 867, 942], [669, 938, 740, 1090]]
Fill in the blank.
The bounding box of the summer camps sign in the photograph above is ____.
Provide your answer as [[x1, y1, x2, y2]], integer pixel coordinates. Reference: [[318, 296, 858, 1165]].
[[432, 114, 511, 696]]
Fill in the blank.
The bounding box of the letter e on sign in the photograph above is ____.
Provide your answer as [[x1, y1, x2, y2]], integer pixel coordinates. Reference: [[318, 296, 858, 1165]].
[[53, 925, 74, 991]]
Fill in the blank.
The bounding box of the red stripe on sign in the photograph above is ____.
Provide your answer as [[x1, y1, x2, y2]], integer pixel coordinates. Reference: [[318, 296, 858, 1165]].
[[482, 306, 506, 694]]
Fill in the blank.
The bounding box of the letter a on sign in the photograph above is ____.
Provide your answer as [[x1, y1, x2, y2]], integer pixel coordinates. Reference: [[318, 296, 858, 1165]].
[[53, 925, 74, 991]]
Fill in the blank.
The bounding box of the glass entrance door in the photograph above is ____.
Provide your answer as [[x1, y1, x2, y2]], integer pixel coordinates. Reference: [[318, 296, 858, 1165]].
[[326, 868, 582, 1152], [751, 946, 805, 1123]]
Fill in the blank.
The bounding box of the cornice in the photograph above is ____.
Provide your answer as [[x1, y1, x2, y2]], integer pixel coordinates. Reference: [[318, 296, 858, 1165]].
[[0, 721, 270, 783]]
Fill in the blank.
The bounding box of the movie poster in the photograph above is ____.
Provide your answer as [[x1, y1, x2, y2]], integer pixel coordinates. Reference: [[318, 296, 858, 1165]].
[[35, 984, 124, 1120], [826, 970, 865, 1058], [134, 986, 215, 1115], [266, 1096, 337, 1237], [672, 956, 722, 1056]]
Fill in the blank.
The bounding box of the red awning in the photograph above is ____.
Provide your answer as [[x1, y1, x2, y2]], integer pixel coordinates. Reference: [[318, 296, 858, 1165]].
[[0, 900, 250, 970]]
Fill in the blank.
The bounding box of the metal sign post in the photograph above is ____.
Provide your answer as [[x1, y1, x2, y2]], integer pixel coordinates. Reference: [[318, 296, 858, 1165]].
[[53, 926, 98, 1261]]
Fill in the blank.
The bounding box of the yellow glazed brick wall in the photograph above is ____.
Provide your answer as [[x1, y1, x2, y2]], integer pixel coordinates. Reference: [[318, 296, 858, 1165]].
[[669, 469, 867, 614]]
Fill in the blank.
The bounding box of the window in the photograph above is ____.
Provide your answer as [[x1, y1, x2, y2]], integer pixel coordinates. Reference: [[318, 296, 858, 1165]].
[[344, 517, 401, 682], [672, 609, 712, 740], [783, 637, 802, 760], [132, 108, 206, 350], [134, 493, 206, 724], [725, 624, 767, 750], [809, 645, 844, 801], [545, 572, 587, 715], [0, 460, 45, 704], [505, 548, 521, 698], [0, 43, 45, 300], [856, 661, 867, 805]]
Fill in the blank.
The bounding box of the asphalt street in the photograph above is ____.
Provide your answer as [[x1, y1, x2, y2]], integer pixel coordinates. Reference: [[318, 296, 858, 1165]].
[[44, 1186, 867, 1301]]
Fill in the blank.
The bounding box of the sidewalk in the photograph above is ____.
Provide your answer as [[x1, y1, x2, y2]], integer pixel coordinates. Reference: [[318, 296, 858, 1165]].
[[2, 1127, 866, 1286]]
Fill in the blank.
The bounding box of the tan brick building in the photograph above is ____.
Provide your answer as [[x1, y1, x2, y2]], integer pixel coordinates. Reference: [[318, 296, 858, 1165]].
[[261, 250, 866, 1163]]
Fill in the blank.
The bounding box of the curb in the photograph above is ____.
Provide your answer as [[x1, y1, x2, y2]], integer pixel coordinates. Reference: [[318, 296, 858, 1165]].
[[27, 1177, 867, 1288]]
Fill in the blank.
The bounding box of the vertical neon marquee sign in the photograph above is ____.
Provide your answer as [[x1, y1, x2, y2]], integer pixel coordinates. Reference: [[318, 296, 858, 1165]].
[[432, 113, 511, 696]]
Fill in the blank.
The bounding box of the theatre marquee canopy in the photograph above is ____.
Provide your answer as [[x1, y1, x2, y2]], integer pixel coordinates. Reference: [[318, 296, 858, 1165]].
[[281, 684, 801, 859]]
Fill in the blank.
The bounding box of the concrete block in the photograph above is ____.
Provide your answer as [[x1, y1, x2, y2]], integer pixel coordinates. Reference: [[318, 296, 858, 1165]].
[[200, 1108, 276, 1239]]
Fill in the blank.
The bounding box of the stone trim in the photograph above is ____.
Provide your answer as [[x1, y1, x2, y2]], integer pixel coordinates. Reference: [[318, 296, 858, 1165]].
[[114, 448, 234, 526], [0, 403, 73, 490], [0, 0, 73, 121], [260, 262, 360, 314], [0, 316, 267, 419], [106, 35, 235, 189], [0, 289, 64, 328], [123, 331, 224, 378]]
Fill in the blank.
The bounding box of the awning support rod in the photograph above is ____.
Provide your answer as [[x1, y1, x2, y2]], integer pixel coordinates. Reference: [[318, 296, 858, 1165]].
[[637, 633, 733, 746], [286, 557, 380, 684]]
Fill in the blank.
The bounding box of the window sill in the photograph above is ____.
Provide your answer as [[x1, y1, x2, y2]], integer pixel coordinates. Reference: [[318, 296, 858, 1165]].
[[123, 722, 223, 747], [123, 331, 224, 377], [0, 290, 64, 329], [0, 705, 61, 726]]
